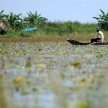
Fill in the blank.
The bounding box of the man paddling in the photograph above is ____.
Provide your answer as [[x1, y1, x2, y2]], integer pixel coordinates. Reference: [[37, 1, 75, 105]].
[[91, 27, 104, 44]]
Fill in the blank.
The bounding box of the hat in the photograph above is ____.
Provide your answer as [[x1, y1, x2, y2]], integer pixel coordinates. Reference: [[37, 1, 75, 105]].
[[96, 27, 100, 30]]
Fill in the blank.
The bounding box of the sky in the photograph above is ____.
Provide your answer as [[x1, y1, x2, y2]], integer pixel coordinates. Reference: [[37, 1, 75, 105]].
[[0, 0, 108, 23]]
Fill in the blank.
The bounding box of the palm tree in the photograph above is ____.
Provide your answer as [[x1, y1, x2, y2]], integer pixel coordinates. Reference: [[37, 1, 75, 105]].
[[5, 12, 22, 31], [0, 10, 6, 21], [23, 11, 47, 26], [93, 9, 108, 30]]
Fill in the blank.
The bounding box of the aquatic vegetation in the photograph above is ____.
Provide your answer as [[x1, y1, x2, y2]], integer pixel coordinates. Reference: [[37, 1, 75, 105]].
[[78, 102, 90, 108], [37, 63, 45, 68], [70, 62, 81, 68], [13, 76, 25, 84], [0, 42, 108, 108], [27, 55, 32, 59]]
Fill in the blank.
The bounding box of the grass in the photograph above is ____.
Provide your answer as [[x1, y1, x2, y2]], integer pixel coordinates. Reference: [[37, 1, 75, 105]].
[[0, 21, 106, 36], [1, 21, 108, 43], [0, 34, 108, 43]]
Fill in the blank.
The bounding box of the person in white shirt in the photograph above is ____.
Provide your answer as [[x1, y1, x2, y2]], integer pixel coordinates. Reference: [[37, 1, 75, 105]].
[[91, 27, 104, 43]]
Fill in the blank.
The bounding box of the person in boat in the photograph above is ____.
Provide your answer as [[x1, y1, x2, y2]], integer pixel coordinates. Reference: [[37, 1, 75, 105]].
[[91, 27, 104, 43]]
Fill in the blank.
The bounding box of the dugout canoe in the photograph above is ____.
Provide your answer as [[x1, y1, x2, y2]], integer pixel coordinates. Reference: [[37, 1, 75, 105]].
[[67, 39, 108, 45]]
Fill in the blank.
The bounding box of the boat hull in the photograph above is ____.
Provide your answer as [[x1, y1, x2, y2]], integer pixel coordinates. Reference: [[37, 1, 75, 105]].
[[67, 39, 108, 45]]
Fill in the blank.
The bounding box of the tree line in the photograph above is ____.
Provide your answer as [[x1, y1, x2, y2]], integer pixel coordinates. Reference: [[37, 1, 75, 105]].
[[0, 9, 108, 36], [0, 10, 47, 31]]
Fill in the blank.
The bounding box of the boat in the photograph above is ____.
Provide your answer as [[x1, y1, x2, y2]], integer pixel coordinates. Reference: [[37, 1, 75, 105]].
[[67, 39, 108, 45]]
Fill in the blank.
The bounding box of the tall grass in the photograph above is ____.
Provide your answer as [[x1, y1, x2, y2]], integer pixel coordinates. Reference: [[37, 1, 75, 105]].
[[1, 21, 108, 41], [38, 21, 97, 37]]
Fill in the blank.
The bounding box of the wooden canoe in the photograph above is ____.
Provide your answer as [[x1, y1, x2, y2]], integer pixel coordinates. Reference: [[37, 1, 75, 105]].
[[67, 39, 108, 45]]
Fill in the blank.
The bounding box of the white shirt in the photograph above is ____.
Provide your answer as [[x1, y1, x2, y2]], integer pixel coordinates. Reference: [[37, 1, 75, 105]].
[[97, 31, 104, 43]]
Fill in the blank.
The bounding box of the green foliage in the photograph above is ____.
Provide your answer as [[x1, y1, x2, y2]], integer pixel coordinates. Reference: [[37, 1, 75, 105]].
[[58, 21, 74, 36], [78, 102, 90, 108], [5, 12, 22, 31], [0, 10, 101, 37], [0, 10, 6, 21], [0, 10, 47, 32], [1, 20, 98, 37], [38, 21, 74, 36], [23, 11, 48, 26], [93, 9, 108, 30], [19, 32, 30, 37], [37, 21, 97, 37]]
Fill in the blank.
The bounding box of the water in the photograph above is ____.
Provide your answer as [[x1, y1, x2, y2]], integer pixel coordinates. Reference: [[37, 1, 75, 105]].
[[0, 42, 108, 108]]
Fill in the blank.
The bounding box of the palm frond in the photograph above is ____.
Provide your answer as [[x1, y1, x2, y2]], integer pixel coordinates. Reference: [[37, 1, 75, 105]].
[[0, 10, 4, 14], [92, 17, 99, 20], [100, 9, 105, 16]]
